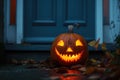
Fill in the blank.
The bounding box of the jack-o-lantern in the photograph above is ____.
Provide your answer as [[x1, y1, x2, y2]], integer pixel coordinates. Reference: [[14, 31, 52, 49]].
[[51, 25, 88, 66]]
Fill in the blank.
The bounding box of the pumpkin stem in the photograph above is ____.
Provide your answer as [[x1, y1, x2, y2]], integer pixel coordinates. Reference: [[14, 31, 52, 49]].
[[68, 25, 74, 33]]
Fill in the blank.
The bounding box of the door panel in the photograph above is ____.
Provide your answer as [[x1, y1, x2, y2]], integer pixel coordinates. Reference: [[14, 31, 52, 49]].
[[63, 0, 86, 26], [24, 0, 95, 45], [32, 0, 56, 26]]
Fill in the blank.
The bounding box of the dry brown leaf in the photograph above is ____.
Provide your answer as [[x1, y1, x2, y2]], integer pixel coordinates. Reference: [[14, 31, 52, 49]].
[[90, 58, 97, 63], [116, 48, 120, 55], [88, 40, 97, 47], [104, 51, 113, 64], [85, 66, 96, 75], [101, 43, 107, 50], [105, 51, 112, 58], [94, 38, 100, 50], [88, 38, 100, 50]]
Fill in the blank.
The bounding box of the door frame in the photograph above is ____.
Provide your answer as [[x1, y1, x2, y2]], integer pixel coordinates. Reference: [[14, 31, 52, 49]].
[[16, 0, 24, 44], [95, 0, 103, 43]]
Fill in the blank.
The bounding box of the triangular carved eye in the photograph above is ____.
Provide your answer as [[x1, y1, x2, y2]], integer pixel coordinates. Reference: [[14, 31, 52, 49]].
[[76, 39, 83, 46], [57, 40, 64, 46]]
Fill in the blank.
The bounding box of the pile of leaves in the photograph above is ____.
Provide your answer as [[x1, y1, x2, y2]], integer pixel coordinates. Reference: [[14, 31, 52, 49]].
[[88, 38, 120, 65], [10, 39, 120, 80]]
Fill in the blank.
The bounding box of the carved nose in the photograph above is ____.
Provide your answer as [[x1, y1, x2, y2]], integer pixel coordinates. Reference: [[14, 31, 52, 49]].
[[66, 47, 73, 52]]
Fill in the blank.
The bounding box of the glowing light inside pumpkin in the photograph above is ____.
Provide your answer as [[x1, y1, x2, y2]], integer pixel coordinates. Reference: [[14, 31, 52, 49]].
[[76, 39, 83, 46], [66, 47, 73, 52], [55, 48, 83, 62], [57, 40, 64, 46]]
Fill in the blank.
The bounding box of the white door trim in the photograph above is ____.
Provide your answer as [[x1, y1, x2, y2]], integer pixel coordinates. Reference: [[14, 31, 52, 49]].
[[16, 0, 24, 44], [95, 0, 103, 43]]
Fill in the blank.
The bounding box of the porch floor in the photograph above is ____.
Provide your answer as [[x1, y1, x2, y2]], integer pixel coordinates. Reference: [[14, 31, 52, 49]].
[[0, 50, 119, 80]]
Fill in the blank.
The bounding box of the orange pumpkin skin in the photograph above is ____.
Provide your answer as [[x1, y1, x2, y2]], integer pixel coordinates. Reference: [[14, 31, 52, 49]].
[[51, 33, 88, 66]]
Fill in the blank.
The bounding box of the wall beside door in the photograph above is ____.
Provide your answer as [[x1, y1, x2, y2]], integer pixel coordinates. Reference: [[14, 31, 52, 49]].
[[103, 0, 120, 43]]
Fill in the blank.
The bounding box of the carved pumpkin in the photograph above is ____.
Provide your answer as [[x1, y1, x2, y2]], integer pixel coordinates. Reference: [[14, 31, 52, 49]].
[[51, 25, 88, 66]]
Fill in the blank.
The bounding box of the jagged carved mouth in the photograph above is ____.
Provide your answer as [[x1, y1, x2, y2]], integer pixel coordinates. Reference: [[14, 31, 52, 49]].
[[55, 48, 83, 62]]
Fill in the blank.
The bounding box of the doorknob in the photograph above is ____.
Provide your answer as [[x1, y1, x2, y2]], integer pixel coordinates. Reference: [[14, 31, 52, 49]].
[[74, 23, 80, 28]]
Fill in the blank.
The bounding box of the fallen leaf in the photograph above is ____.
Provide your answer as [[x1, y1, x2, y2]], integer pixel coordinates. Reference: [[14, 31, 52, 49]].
[[90, 58, 97, 63], [105, 51, 113, 59], [78, 67, 86, 72], [116, 48, 120, 55], [101, 43, 107, 50], [85, 66, 96, 75], [50, 76, 60, 80], [87, 74, 101, 80], [88, 38, 100, 50]]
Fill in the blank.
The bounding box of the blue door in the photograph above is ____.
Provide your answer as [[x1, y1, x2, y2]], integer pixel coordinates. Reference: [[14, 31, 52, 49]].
[[23, 0, 95, 50]]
